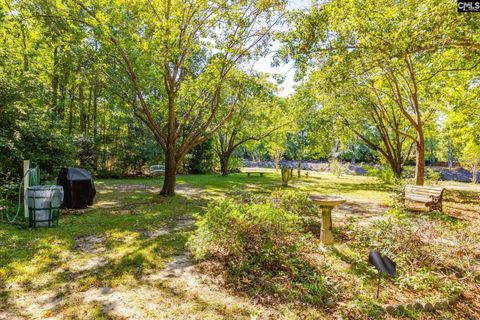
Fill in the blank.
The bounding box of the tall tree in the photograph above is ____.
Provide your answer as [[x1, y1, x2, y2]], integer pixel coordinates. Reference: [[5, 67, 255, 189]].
[[302, 71, 415, 180], [51, 0, 286, 195], [279, 0, 480, 185], [214, 72, 284, 176]]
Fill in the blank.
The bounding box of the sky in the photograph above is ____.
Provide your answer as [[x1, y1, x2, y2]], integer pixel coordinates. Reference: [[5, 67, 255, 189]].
[[253, 0, 311, 97]]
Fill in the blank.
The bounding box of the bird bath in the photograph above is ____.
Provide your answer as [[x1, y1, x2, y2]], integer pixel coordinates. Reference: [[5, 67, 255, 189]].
[[309, 195, 346, 245]]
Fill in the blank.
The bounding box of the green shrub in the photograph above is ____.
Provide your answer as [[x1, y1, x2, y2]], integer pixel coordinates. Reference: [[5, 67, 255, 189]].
[[185, 139, 216, 174], [227, 155, 243, 173], [0, 116, 74, 184], [270, 190, 318, 217], [401, 166, 416, 182], [364, 164, 398, 184], [75, 135, 98, 173], [425, 168, 442, 184], [188, 192, 334, 305]]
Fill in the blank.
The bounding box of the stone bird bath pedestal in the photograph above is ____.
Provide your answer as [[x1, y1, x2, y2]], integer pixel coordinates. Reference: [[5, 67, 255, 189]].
[[309, 195, 346, 245]]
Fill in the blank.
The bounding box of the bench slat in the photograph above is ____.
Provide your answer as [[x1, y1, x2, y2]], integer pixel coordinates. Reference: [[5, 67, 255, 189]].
[[403, 185, 444, 211], [405, 186, 444, 192], [405, 189, 443, 193], [405, 189, 443, 195], [405, 196, 434, 203], [150, 165, 165, 175]]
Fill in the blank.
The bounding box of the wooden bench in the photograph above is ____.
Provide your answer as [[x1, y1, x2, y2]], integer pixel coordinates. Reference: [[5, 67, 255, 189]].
[[244, 170, 268, 177], [403, 185, 445, 212], [149, 165, 165, 176]]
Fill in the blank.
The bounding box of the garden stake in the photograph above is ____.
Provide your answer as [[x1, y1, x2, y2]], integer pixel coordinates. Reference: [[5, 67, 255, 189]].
[[376, 272, 381, 299], [368, 251, 396, 299]]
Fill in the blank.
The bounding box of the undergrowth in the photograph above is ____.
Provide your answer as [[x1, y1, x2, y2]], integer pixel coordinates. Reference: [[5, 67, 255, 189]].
[[188, 190, 335, 306]]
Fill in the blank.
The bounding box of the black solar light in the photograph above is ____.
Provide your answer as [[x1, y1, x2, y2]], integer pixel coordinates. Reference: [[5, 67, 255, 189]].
[[368, 250, 396, 299]]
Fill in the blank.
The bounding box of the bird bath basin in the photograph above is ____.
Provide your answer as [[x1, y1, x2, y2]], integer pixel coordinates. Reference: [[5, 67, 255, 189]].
[[309, 195, 346, 245]]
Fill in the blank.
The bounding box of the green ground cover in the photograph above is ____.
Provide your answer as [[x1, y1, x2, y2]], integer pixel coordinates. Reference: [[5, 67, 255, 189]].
[[0, 173, 478, 319]]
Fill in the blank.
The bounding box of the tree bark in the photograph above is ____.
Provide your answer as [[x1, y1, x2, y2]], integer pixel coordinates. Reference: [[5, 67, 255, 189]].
[[472, 164, 478, 184], [79, 84, 86, 133], [220, 152, 230, 176], [415, 132, 425, 186], [93, 80, 99, 140], [392, 161, 402, 182], [52, 46, 59, 112], [297, 160, 301, 178], [20, 26, 28, 72], [59, 82, 66, 119], [68, 88, 75, 134], [448, 140, 453, 169], [220, 158, 229, 176], [160, 91, 177, 196], [161, 146, 177, 196]]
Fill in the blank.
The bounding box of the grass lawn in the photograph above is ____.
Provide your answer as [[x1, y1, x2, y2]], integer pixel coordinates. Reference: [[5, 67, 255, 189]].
[[0, 172, 479, 319]]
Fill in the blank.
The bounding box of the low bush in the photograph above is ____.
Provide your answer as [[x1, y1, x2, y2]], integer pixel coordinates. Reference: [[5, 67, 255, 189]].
[[227, 154, 243, 173], [349, 214, 476, 295], [329, 158, 348, 178], [364, 165, 397, 184], [185, 139, 216, 174], [188, 191, 334, 305], [425, 168, 442, 184]]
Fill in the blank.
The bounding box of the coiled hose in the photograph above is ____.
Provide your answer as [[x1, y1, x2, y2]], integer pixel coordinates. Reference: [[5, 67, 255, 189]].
[[1, 167, 40, 223]]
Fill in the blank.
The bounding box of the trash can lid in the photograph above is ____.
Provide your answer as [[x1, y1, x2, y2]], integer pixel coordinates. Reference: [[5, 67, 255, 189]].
[[28, 185, 63, 190]]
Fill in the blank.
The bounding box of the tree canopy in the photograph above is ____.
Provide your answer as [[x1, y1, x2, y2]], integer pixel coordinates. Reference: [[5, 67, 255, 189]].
[[278, 0, 480, 185]]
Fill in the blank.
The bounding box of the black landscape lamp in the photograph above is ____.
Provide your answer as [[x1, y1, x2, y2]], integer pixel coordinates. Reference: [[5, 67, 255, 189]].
[[368, 250, 396, 299]]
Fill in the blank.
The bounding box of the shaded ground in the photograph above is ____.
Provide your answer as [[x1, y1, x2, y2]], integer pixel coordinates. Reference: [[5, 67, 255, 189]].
[[0, 173, 478, 319]]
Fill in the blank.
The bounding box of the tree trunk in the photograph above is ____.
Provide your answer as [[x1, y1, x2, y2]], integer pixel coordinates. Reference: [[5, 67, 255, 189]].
[[79, 84, 86, 133], [52, 47, 59, 112], [93, 80, 98, 140], [472, 164, 478, 184], [87, 85, 93, 132], [392, 162, 402, 183], [68, 89, 75, 134], [59, 83, 66, 119], [274, 151, 281, 171], [161, 91, 177, 196], [448, 140, 453, 169], [220, 152, 230, 176], [297, 160, 301, 178], [20, 26, 28, 72], [161, 148, 177, 196], [281, 168, 290, 186], [415, 133, 425, 186]]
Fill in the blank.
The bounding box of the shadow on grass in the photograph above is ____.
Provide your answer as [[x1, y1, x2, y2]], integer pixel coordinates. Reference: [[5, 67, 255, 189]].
[[0, 184, 205, 317], [300, 176, 393, 194], [444, 189, 480, 205], [418, 211, 464, 225], [329, 246, 376, 279]]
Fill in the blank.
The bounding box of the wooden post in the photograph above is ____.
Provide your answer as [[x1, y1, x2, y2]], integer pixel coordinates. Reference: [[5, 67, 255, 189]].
[[23, 160, 30, 218], [320, 207, 334, 245]]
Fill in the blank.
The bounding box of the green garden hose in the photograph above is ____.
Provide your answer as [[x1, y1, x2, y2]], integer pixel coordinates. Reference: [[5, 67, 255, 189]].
[[1, 167, 40, 223]]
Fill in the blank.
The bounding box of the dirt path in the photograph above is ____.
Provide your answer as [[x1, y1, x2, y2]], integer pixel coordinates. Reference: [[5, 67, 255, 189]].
[[0, 184, 267, 319], [73, 212, 261, 319], [334, 198, 390, 227], [0, 183, 396, 319]]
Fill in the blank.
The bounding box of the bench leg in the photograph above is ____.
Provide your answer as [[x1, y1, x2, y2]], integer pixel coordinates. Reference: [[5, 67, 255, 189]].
[[427, 201, 443, 212]]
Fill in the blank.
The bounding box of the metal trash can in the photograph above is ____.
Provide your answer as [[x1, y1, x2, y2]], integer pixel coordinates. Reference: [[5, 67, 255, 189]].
[[27, 186, 64, 227]]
